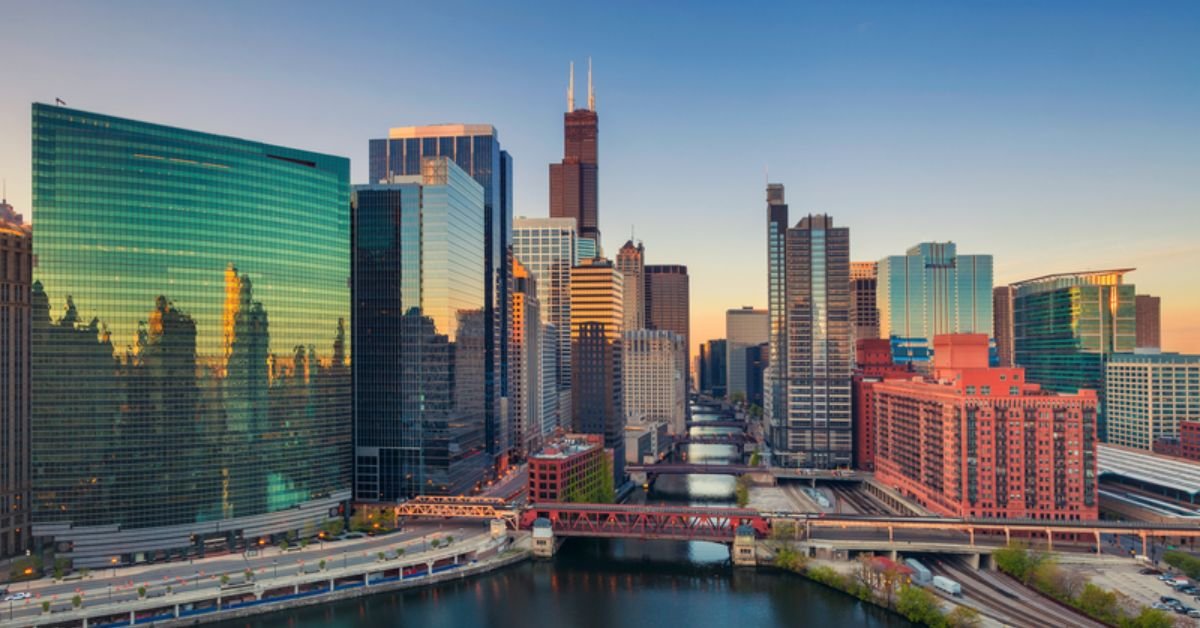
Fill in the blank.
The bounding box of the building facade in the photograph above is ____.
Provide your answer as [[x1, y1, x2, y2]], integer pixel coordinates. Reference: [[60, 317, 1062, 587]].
[[851, 338, 912, 471], [1181, 422, 1200, 462], [874, 335, 1099, 520], [1136, 294, 1162, 350], [644, 264, 690, 392], [993, 285, 1014, 367], [744, 342, 769, 409], [699, 339, 728, 398], [877, 242, 993, 368], [368, 123, 511, 467], [31, 104, 351, 566], [1, 197, 31, 558], [725, 307, 768, 402], [570, 258, 625, 483], [513, 216, 577, 432], [509, 258, 544, 459], [352, 160, 489, 500], [623, 329, 687, 434], [775, 214, 853, 469], [850, 261, 879, 342], [1106, 353, 1200, 451], [550, 62, 600, 242], [765, 184, 789, 452], [527, 433, 612, 503], [1012, 269, 1136, 441], [615, 240, 645, 332]]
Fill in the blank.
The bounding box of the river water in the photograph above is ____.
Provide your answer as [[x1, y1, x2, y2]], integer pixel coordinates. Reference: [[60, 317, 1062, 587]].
[[216, 410, 909, 628]]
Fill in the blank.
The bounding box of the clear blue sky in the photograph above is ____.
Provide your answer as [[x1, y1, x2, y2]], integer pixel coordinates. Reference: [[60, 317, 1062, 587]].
[[3, 0, 1198, 354]]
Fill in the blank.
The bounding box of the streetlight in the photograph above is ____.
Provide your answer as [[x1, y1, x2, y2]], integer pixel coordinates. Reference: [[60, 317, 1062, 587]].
[[273, 560, 278, 579], [342, 551, 347, 570]]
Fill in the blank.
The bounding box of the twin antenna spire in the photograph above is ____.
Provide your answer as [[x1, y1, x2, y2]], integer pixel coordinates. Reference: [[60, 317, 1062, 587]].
[[567, 58, 595, 112]]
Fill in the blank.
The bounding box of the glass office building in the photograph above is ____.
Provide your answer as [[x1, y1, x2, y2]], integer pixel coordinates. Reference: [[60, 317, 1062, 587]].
[[877, 242, 993, 368], [353, 159, 488, 499], [31, 104, 351, 566], [1012, 269, 1137, 441]]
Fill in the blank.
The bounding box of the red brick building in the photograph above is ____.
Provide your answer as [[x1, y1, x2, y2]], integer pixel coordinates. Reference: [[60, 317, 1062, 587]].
[[852, 339, 912, 471], [874, 334, 1099, 520], [528, 433, 613, 503], [1180, 422, 1200, 462]]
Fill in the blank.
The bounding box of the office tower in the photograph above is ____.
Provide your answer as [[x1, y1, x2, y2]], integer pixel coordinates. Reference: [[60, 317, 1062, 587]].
[[775, 214, 852, 469], [570, 258, 624, 483], [744, 342, 769, 409], [0, 197, 30, 558], [993, 285, 1015, 367], [513, 216, 576, 430], [874, 335, 1098, 520], [1106, 354, 1200, 451], [540, 323, 560, 440], [851, 339, 912, 471], [31, 104, 351, 566], [1136, 294, 1162, 350], [644, 264, 690, 390], [550, 60, 600, 242], [624, 329, 687, 434], [877, 242, 993, 368], [725, 307, 768, 402], [765, 183, 789, 446], [616, 240, 645, 331], [509, 258, 544, 459], [353, 160, 488, 500], [699, 339, 728, 398], [1012, 269, 1136, 441], [850, 261, 879, 342], [368, 124, 511, 467]]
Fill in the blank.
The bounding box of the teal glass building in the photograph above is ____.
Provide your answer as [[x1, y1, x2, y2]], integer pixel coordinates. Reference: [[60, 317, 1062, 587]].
[[31, 104, 351, 566], [1012, 269, 1136, 442], [352, 158, 488, 499], [877, 242, 993, 368]]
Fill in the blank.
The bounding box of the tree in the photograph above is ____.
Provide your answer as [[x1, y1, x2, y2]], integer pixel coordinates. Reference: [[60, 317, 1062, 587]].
[[749, 452, 762, 467], [431, 539, 441, 549], [377, 551, 386, 561], [278, 540, 289, 553], [71, 595, 82, 609], [138, 585, 147, 598], [244, 568, 254, 581], [220, 573, 230, 586], [735, 476, 751, 508], [993, 542, 1049, 584], [1077, 583, 1120, 624], [396, 548, 405, 558], [947, 606, 982, 628], [319, 559, 327, 571], [41, 601, 50, 614], [1121, 606, 1175, 628], [773, 546, 806, 572], [770, 521, 797, 544], [895, 585, 945, 627]]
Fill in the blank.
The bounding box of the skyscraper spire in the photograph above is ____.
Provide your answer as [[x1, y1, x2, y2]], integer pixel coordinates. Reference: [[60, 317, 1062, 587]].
[[567, 61, 575, 112], [587, 57, 595, 111]]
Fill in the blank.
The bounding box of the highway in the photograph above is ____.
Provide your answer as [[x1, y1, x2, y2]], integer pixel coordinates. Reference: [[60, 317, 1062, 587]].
[[2, 522, 488, 623]]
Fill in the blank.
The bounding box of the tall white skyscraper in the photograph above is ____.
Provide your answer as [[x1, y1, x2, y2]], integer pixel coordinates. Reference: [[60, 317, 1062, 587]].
[[624, 329, 687, 434]]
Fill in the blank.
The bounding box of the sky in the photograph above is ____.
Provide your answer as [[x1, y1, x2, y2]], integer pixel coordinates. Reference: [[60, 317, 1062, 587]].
[[3, 0, 1199, 360]]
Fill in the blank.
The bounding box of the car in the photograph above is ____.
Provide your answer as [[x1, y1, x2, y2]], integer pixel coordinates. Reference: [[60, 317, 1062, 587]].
[[1174, 606, 1193, 615], [1141, 568, 1163, 575], [1181, 586, 1199, 595], [1189, 610, 1200, 619], [1161, 596, 1181, 605], [3, 592, 31, 602], [1153, 603, 1173, 611], [1159, 574, 1176, 581]]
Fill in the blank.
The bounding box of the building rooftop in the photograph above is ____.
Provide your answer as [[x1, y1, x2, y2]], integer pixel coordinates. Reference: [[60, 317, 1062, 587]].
[[387, 124, 496, 139], [1010, 268, 1134, 288], [1108, 352, 1200, 365], [1098, 444, 1200, 499], [531, 434, 602, 460]]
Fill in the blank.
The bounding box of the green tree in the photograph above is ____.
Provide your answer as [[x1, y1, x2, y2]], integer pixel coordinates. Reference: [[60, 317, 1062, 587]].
[[1120, 607, 1175, 628], [748, 452, 761, 467], [431, 539, 441, 549], [138, 585, 147, 598], [773, 546, 806, 572], [992, 542, 1049, 584], [41, 601, 50, 614], [1076, 583, 1120, 624], [895, 585, 946, 627], [946, 605, 982, 628], [1163, 550, 1200, 579], [377, 551, 386, 561], [220, 573, 230, 586], [71, 595, 82, 609], [734, 476, 751, 508], [319, 559, 327, 571]]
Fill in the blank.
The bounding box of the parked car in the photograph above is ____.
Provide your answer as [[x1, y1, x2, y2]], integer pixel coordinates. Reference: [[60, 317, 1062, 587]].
[[1159, 573, 1176, 581], [1174, 605, 1194, 615], [1160, 595, 1181, 605], [1152, 603, 1173, 611], [1141, 567, 1163, 575], [1188, 609, 1200, 619], [3, 592, 31, 602]]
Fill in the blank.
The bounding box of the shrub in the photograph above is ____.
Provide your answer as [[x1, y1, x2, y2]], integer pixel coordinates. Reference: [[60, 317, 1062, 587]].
[[947, 605, 982, 628], [734, 476, 751, 508], [319, 559, 326, 571], [431, 539, 441, 549], [71, 595, 82, 609], [41, 601, 50, 613], [378, 551, 386, 561], [446, 536, 454, 545], [895, 585, 945, 627], [137, 585, 146, 598], [220, 573, 230, 586], [1163, 551, 1200, 580]]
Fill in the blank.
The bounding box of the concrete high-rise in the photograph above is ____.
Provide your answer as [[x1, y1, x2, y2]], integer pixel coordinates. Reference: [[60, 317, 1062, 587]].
[[774, 214, 852, 469], [993, 285, 1015, 367], [874, 335, 1098, 520], [623, 329, 687, 434], [725, 307, 768, 402], [616, 240, 645, 332], [1106, 353, 1200, 451], [513, 216, 577, 431], [644, 264, 690, 390], [570, 258, 625, 482], [550, 61, 600, 243], [32, 104, 351, 566], [765, 184, 789, 448], [1136, 294, 1162, 350], [877, 242, 993, 369], [353, 159, 489, 499], [850, 261, 880, 343], [1011, 269, 1136, 441], [0, 196, 31, 558], [509, 258, 544, 459], [368, 123, 511, 468]]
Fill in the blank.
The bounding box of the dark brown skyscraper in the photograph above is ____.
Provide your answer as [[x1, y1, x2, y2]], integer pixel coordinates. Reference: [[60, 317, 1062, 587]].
[[850, 261, 879, 343], [644, 264, 690, 390], [993, 285, 1015, 366], [1136, 294, 1162, 350], [549, 60, 600, 242], [0, 196, 31, 558]]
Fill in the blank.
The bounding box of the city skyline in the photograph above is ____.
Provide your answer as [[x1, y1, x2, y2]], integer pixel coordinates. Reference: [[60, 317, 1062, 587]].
[[2, 1, 1199, 363]]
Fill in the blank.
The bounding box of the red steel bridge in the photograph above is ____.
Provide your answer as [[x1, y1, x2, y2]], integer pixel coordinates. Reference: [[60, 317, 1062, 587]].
[[518, 503, 769, 542]]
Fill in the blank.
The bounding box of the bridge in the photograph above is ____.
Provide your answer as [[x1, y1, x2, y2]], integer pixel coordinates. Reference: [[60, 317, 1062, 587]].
[[518, 503, 768, 542], [625, 463, 863, 482], [684, 420, 745, 429], [392, 496, 519, 528], [668, 433, 755, 447]]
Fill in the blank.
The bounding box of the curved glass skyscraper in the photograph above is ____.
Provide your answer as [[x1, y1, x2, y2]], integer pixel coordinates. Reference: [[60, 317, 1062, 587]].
[[31, 104, 351, 566]]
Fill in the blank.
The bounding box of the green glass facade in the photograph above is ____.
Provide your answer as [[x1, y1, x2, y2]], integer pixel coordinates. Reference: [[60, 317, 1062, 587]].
[[31, 104, 351, 564], [1012, 270, 1136, 441]]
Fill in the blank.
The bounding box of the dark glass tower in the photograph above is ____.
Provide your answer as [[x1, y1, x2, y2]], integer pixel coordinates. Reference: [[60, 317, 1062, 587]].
[[765, 184, 788, 442], [0, 199, 31, 558], [644, 265, 690, 391], [31, 104, 351, 566], [352, 158, 489, 499], [368, 125, 511, 470], [550, 61, 600, 242]]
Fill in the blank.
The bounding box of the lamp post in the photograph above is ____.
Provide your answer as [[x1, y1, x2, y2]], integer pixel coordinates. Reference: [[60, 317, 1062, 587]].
[[273, 560, 277, 579]]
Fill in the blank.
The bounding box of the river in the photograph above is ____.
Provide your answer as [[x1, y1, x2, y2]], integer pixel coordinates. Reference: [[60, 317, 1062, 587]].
[[215, 408, 909, 627]]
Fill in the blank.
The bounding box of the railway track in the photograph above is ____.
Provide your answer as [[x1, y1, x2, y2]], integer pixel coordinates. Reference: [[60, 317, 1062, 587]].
[[935, 560, 1106, 628], [828, 484, 892, 516]]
